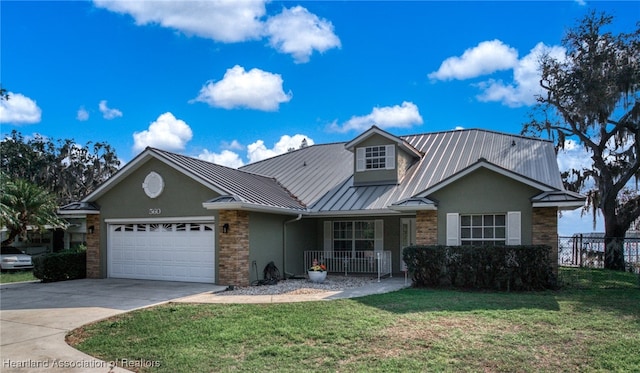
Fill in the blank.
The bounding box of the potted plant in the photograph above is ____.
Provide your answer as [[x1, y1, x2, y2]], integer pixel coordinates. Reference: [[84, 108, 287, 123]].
[[308, 259, 327, 283]]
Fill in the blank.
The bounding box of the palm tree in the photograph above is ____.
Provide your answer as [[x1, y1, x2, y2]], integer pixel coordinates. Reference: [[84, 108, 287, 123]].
[[1, 176, 64, 246]]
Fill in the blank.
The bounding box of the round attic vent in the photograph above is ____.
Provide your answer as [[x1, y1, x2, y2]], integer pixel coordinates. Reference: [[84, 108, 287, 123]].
[[142, 171, 164, 198]]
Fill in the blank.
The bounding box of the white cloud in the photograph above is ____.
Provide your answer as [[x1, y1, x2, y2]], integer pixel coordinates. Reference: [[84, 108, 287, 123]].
[[198, 149, 245, 169], [222, 139, 243, 151], [428, 40, 518, 81], [330, 101, 423, 133], [94, 1, 340, 63], [132, 112, 193, 153], [476, 43, 566, 107], [194, 65, 292, 111], [93, 0, 266, 43], [247, 134, 313, 163], [99, 100, 123, 119], [557, 139, 593, 172], [265, 6, 341, 64], [76, 107, 89, 121], [0, 92, 42, 124]]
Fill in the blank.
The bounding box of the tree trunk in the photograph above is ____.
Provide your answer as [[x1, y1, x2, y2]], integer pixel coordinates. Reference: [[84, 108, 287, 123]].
[[604, 226, 626, 271], [1, 231, 18, 247], [602, 193, 628, 271]]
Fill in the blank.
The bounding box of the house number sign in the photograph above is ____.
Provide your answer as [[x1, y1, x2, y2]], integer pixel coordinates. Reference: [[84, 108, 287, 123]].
[[148, 208, 162, 215]]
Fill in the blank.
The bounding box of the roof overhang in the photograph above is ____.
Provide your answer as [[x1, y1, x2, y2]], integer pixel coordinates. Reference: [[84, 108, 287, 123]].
[[310, 209, 402, 217], [531, 190, 586, 210], [417, 158, 557, 197], [57, 202, 101, 215], [389, 197, 438, 212], [202, 195, 306, 216]]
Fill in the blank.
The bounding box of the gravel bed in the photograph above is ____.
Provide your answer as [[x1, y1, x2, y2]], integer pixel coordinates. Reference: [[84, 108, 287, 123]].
[[218, 275, 376, 296]]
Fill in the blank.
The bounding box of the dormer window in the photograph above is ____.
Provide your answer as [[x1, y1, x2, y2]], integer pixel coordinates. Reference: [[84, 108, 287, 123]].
[[356, 145, 395, 172]]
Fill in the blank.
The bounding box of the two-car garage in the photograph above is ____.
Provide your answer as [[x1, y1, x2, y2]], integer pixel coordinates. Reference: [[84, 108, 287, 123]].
[[107, 221, 216, 283]]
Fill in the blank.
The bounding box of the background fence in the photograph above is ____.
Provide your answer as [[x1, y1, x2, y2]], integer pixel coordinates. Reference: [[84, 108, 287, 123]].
[[559, 235, 640, 273]]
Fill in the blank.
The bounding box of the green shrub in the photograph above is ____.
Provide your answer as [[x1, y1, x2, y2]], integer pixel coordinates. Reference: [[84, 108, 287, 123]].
[[402, 245, 556, 291], [33, 250, 86, 283]]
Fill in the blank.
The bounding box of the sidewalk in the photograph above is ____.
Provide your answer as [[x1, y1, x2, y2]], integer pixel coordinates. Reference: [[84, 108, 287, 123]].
[[173, 276, 411, 304]]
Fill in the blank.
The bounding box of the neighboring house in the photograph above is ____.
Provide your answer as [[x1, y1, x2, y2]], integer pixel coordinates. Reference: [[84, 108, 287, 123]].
[[0, 222, 85, 256], [65, 126, 585, 286]]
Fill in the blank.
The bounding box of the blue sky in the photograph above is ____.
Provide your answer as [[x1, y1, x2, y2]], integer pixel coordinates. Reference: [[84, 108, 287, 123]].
[[1, 1, 638, 235]]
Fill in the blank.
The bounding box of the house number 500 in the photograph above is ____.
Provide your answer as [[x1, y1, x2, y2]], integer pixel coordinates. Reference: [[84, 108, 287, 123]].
[[149, 208, 162, 215]]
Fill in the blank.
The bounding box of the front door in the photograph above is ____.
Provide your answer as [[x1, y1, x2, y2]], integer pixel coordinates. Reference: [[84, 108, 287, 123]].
[[400, 218, 416, 272]]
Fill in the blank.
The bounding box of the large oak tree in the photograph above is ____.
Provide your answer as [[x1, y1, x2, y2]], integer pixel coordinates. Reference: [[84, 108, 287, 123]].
[[1, 130, 120, 205], [524, 12, 640, 270]]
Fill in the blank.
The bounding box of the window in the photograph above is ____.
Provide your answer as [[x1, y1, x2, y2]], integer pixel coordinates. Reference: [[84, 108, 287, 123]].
[[460, 214, 506, 245], [365, 146, 387, 169], [356, 145, 395, 172], [324, 220, 384, 257], [333, 221, 375, 252]]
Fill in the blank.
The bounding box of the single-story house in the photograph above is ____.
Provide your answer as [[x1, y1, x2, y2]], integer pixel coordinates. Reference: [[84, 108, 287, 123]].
[[1, 218, 88, 255], [63, 126, 585, 286]]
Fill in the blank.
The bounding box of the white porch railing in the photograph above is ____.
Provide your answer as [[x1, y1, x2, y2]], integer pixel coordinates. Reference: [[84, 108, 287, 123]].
[[304, 250, 392, 282]]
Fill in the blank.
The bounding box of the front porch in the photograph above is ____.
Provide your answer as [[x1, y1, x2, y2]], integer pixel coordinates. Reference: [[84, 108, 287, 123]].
[[304, 250, 393, 281]]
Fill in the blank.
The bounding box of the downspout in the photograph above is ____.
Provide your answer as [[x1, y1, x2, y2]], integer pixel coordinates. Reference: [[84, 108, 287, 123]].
[[283, 214, 303, 279]]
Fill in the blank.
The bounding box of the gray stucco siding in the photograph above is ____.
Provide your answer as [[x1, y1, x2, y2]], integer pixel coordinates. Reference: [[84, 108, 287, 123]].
[[429, 167, 541, 245], [95, 158, 219, 220], [283, 218, 317, 275], [248, 212, 286, 283]]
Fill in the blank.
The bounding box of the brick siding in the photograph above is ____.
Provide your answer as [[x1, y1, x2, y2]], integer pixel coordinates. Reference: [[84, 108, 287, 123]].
[[416, 210, 438, 245], [532, 207, 559, 273], [218, 210, 250, 286], [86, 214, 101, 278]]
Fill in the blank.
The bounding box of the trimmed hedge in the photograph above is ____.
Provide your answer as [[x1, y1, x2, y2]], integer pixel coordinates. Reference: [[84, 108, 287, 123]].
[[33, 250, 86, 283], [402, 245, 556, 291]]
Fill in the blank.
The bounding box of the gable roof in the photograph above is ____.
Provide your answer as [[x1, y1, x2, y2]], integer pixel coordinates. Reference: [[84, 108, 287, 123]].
[[403, 129, 565, 191], [344, 125, 422, 158], [83, 127, 584, 215], [308, 128, 577, 213], [82, 147, 305, 212]]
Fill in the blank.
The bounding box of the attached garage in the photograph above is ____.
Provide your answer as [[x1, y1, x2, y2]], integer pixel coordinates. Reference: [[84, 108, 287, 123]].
[[107, 221, 215, 283]]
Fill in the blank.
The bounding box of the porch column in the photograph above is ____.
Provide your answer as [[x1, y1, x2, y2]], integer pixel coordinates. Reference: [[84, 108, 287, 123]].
[[416, 210, 437, 245], [532, 207, 558, 275], [218, 210, 250, 287], [86, 214, 101, 278]]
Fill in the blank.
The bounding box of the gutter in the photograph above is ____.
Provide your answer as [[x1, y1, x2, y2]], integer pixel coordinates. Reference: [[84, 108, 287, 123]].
[[202, 201, 306, 216], [283, 214, 303, 278]]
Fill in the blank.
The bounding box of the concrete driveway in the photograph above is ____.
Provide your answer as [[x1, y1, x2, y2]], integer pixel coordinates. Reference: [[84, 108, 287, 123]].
[[0, 279, 225, 373]]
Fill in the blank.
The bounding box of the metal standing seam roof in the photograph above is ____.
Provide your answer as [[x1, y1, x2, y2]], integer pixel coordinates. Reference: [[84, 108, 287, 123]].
[[239, 142, 354, 207], [118, 129, 574, 214], [152, 149, 306, 210], [307, 129, 567, 213]]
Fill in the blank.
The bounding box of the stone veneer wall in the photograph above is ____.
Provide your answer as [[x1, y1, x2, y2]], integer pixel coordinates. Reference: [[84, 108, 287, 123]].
[[218, 210, 250, 286], [86, 214, 101, 278], [416, 210, 438, 245], [532, 207, 559, 273]]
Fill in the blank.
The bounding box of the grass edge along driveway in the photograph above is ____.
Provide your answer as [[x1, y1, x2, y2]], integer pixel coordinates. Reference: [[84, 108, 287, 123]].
[[69, 268, 640, 372]]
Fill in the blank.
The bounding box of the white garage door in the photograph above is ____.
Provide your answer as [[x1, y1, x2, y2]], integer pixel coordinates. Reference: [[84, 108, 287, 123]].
[[108, 222, 215, 283]]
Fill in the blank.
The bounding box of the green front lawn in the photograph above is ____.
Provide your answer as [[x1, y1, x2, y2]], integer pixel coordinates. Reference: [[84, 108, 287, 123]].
[[69, 268, 640, 372], [0, 270, 37, 284]]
